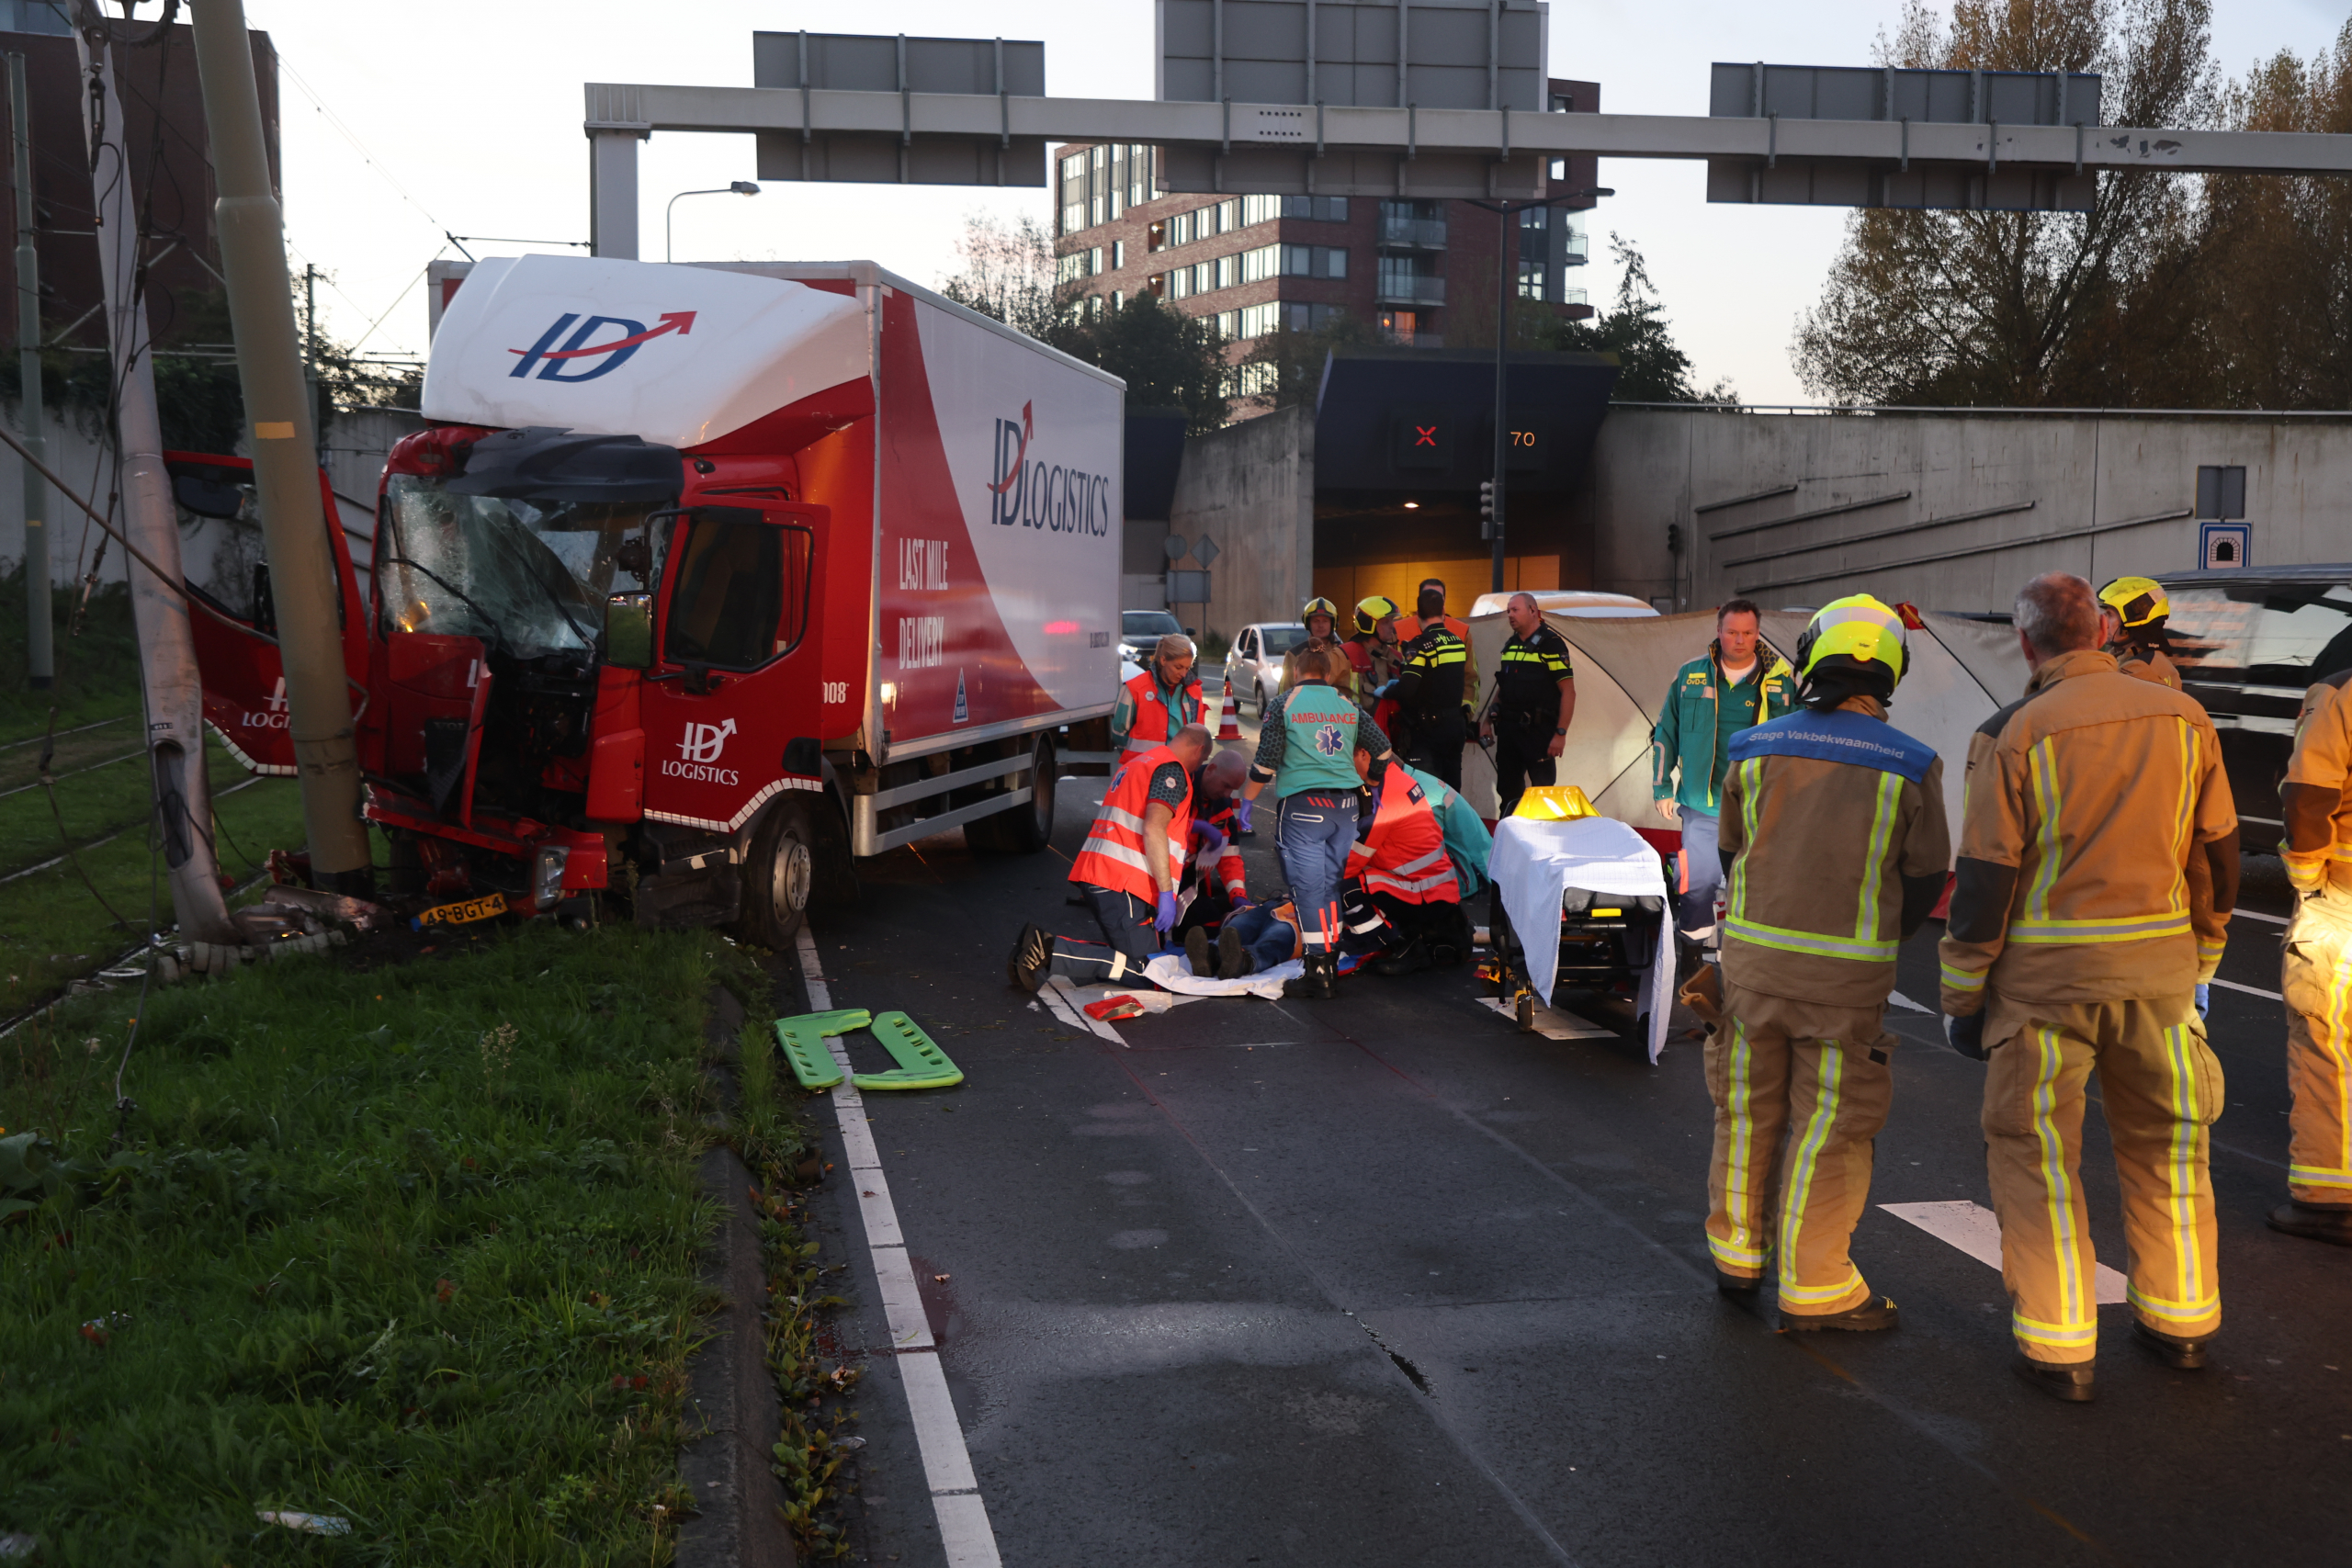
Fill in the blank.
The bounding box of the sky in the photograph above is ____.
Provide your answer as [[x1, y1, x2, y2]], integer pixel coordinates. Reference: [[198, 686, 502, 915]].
[[230, 0, 2352, 406]]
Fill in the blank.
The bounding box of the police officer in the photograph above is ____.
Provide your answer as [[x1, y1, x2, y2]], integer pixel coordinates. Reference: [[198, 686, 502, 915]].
[[1113, 633, 1204, 758], [1940, 572, 2240, 1402], [2270, 671, 2352, 1245], [2100, 576, 2226, 1012], [1393, 584, 1474, 790], [1481, 592, 1577, 818], [1704, 596, 1951, 1328], [1651, 598, 1797, 952], [1395, 577, 1480, 714]]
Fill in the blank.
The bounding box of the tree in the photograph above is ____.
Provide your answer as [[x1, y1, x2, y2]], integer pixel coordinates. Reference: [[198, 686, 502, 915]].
[[1053, 295, 1233, 436], [1792, 0, 2220, 407], [1233, 310, 1383, 413], [936, 209, 1067, 341], [1539, 237, 1736, 403]]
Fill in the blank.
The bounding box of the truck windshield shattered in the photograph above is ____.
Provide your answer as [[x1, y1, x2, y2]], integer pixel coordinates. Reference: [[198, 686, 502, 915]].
[[377, 474, 652, 660]]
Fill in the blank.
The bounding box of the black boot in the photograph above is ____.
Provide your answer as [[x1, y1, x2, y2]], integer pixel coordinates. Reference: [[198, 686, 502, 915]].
[[1216, 925, 1250, 980], [2132, 1317, 2210, 1370], [1783, 1295, 1899, 1332], [1008, 923, 1051, 993], [1294, 952, 1334, 999], [1373, 938, 1431, 976], [2267, 1199, 2352, 1247], [2013, 1356, 2096, 1403], [1184, 925, 1214, 977]]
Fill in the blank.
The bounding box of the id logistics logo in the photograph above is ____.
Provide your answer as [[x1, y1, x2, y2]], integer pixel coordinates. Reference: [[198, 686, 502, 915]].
[[508, 310, 696, 382], [665, 718, 740, 785], [988, 400, 1112, 536]]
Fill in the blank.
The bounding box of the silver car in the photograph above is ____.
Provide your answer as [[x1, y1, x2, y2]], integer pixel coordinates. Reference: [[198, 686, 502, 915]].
[[1225, 622, 1310, 717]]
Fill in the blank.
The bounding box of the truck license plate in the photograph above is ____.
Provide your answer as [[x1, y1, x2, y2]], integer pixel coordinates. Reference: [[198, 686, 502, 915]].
[[413, 891, 507, 929]]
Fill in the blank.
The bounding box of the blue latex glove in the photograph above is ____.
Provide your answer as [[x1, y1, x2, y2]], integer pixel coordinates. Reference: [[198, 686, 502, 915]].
[[1234, 797, 1254, 833], [1194, 821, 1227, 855], [2196, 983, 2211, 1021], [1945, 1012, 1987, 1061], [1374, 679, 1399, 698], [1154, 891, 1180, 933]]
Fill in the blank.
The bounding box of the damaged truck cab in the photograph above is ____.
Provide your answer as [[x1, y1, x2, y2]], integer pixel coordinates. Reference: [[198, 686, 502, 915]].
[[200, 255, 1125, 941]]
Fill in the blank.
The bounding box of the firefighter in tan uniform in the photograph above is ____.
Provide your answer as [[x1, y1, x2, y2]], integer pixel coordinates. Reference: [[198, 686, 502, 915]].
[[2100, 576, 2226, 1004], [1702, 596, 1951, 1329], [2270, 669, 2352, 1246], [1939, 573, 2241, 1403]]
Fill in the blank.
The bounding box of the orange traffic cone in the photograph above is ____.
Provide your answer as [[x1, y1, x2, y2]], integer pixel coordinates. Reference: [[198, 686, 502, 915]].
[[1211, 692, 1243, 741]]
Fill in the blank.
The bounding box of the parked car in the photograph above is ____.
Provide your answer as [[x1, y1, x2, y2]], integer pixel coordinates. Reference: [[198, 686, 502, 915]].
[[1121, 609, 1187, 658], [1225, 622, 1311, 716], [2160, 566, 2352, 829]]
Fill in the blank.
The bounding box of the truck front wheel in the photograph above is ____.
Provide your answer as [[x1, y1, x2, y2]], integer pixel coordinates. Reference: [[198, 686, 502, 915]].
[[741, 799, 816, 948]]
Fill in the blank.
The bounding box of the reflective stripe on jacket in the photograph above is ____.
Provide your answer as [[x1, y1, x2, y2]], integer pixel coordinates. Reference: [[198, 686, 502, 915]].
[[1937, 649, 2235, 1014], [1397, 614, 1479, 705], [1069, 745, 1193, 900], [1346, 763, 1462, 904], [2120, 649, 2226, 978], [1719, 704, 1950, 1009], [1114, 669, 1203, 755]]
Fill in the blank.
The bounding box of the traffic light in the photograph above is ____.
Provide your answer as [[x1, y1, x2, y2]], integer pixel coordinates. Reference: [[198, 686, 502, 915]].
[[1667, 522, 1682, 554], [1478, 479, 1496, 540]]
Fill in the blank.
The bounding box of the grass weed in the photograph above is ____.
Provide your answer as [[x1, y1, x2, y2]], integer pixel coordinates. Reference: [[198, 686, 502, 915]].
[[0, 921, 732, 1564]]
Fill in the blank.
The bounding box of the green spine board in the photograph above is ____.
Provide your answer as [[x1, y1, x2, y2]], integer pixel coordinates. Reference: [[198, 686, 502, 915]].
[[775, 1020, 846, 1089], [852, 1011, 964, 1090]]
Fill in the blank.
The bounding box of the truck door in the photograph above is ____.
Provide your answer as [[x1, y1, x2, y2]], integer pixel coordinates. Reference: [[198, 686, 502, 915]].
[[638, 502, 825, 834]]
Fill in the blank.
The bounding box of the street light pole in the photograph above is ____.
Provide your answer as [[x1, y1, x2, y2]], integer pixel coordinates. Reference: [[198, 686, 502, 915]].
[[665, 181, 761, 262], [1464, 186, 1612, 595]]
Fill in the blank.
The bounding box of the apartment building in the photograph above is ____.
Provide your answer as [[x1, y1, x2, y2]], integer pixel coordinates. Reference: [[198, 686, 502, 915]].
[[1053, 78, 1600, 388]]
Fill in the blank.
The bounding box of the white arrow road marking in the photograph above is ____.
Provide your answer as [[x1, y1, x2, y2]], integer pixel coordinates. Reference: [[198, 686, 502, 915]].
[[1881, 1199, 2128, 1304], [795, 929, 1001, 1568]]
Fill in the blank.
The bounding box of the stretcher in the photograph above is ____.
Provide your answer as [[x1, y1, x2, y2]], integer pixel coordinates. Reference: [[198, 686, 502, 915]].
[[775, 1008, 964, 1091], [1484, 813, 1677, 1063]]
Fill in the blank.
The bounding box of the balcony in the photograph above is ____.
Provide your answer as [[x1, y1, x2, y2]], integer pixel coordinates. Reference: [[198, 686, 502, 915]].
[[1561, 234, 1589, 266], [1376, 214, 1447, 250], [1374, 274, 1446, 308]]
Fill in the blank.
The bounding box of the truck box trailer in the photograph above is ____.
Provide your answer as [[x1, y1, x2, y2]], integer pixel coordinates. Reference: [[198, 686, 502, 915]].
[[192, 254, 1125, 941]]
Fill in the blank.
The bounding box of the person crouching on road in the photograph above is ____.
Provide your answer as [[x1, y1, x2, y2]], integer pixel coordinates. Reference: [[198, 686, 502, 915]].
[[1114, 633, 1204, 758], [2268, 671, 2352, 1246], [2100, 576, 2228, 1013], [1008, 724, 1214, 993], [1652, 597, 1797, 957], [1239, 646, 1396, 998], [1939, 572, 2239, 1403], [1704, 595, 1951, 1331], [1393, 584, 1475, 791], [1483, 592, 1578, 819], [1177, 749, 1255, 968], [1339, 743, 1470, 976]]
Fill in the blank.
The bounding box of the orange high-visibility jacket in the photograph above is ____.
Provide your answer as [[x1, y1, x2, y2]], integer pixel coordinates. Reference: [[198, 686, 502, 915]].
[[1070, 746, 1193, 901], [1118, 669, 1204, 755], [1346, 763, 1461, 904]]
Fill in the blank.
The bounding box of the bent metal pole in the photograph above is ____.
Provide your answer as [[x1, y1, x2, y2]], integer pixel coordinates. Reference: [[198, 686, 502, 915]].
[[187, 0, 370, 890], [74, 17, 239, 944]]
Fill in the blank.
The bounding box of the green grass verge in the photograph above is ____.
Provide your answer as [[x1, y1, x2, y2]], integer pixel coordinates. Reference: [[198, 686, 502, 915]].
[[0, 576, 144, 741], [0, 923, 738, 1563]]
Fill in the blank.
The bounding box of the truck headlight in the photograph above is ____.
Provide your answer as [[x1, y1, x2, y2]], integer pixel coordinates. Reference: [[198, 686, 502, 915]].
[[533, 845, 570, 908]]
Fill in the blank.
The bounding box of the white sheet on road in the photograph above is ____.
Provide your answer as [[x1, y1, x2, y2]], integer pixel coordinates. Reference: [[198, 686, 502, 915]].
[[1143, 953, 1302, 998], [1487, 814, 1676, 1063]]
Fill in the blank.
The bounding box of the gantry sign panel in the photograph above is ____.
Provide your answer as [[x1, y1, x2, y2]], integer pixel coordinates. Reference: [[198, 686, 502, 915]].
[[1706, 61, 2105, 212], [750, 31, 1049, 186], [1156, 0, 1551, 197]]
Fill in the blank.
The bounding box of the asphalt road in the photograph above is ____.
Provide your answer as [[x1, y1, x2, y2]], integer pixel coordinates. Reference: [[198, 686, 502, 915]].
[[771, 741, 2351, 1567]]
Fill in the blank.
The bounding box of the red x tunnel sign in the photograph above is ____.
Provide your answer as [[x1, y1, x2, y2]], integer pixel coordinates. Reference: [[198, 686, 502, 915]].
[[1393, 409, 1452, 470]]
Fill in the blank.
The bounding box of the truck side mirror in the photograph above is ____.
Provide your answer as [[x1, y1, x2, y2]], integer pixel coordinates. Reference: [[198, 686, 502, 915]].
[[605, 592, 654, 670]]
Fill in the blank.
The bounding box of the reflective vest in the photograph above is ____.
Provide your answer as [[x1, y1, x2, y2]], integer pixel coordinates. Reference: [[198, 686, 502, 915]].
[[1396, 615, 1476, 707], [1346, 763, 1462, 904], [1119, 669, 1203, 755], [1069, 745, 1193, 900], [1276, 682, 1364, 797]]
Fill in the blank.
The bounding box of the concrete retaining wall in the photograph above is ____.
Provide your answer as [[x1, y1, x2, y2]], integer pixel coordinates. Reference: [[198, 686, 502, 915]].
[[1164, 403, 1316, 641], [1581, 407, 2352, 615]]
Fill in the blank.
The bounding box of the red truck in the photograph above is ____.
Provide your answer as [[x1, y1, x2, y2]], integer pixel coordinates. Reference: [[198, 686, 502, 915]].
[[190, 254, 1125, 942]]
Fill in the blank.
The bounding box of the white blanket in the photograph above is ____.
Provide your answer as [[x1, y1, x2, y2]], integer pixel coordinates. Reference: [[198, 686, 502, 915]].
[[1143, 953, 1303, 998], [1487, 815, 1676, 1062]]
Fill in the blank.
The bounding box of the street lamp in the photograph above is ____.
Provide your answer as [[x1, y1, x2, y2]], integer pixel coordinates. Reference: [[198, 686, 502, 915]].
[[1464, 186, 1613, 593], [665, 180, 761, 262]]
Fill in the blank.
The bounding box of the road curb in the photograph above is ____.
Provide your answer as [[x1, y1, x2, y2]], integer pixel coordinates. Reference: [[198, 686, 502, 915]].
[[679, 985, 795, 1568]]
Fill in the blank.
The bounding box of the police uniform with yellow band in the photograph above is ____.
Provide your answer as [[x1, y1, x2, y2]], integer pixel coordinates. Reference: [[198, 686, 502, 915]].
[[1395, 612, 1474, 791], [1491, 622, 1577, 817], [2269, 669, 2352, 1245], [1939, 604, 2240, 1388], [1703, 597, 1951, 1329], [2098, 577, 2226, 988]]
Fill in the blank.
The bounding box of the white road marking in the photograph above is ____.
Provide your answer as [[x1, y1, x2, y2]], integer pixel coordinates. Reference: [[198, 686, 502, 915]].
[[1476, 996, 1614, 1040], [2233, 908, 2288, 925], [795, 929, 1001, 1568], [1886, 990, 1933, 1014], [1881, 1199, 2127, 1304], [2211, 977, 2284, 1001], [1044, 975, 1129, 1044]]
